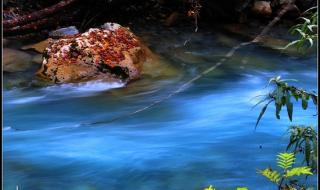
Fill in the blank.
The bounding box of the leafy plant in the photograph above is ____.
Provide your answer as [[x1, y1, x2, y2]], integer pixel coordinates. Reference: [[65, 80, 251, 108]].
[[204, 185, 215, 190], [287, 125, 318, 171], [236, 188, 248, 190], [254, 76, 317, 128], [202, 185, 248, 190], [283, 7, 318, 51], [258, 152, 313, 190]]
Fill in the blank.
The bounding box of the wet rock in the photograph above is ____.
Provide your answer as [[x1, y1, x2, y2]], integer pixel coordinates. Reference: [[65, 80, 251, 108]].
[[49, 26, 79, 38], [32, 54, 43, 64], [251, 1, 272, 16], [21, 39, 50, 53], [3, 48, 32, 72], [36, 23, 148, 84]]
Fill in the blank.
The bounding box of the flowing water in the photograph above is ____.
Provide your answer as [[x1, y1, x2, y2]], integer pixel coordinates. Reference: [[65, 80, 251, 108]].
[[3, 25, 318, 190]]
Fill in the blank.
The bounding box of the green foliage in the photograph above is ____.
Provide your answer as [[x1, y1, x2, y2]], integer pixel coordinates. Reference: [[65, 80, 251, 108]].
[[285, 166, 313, 178], [202, 186, 248, 190], [287, 126, 318, 171], [258, 152, 313, 189], [283, 7, 318, 51], [203, 185, 215, 190], [254, 76, 317, 128], [258, 168, 281, 184], [277, 152, 295, 170]]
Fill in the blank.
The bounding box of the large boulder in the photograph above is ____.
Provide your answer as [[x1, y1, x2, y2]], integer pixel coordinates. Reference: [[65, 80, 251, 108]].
[[36, 23, 147, 83]]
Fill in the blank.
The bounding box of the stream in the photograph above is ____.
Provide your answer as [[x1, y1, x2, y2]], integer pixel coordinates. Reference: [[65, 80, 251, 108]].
[[3, 25, 317, 190]]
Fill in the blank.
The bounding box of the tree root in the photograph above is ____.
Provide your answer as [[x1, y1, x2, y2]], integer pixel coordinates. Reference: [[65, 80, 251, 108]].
[[3, 0, 78, 28], [4, 14, 74, 36]]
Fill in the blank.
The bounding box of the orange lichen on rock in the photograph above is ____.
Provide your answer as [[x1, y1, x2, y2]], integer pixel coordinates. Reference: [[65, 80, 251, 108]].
[[37, 23, 147, 83]]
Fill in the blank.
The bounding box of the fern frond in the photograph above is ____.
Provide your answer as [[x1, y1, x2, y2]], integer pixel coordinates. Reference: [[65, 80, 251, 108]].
[[257, 168, 281, 184], [203, 185, 215, 190], [285, 166, 313, 178], [236, 187, 249, 190], [277, 152, 295, 170]]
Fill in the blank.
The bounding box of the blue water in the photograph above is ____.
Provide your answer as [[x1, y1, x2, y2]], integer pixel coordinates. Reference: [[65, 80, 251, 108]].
[[3, 27, 318, 190]]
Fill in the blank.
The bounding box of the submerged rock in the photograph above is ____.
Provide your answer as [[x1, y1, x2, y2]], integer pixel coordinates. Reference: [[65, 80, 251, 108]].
[[3, 48, 33, 72], [31, 54, 43, 64], [21, 39, 50, 53], [36, 23, 147, 84]]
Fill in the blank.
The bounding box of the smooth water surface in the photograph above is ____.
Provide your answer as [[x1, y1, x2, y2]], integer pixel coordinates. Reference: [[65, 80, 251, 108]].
[[3, 26, 318, 190]]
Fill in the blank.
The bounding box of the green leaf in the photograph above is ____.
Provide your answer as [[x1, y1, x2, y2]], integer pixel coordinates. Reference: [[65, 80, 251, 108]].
[[257, 168, 281, 184], [291, 91, 300, 101], [286, 135, 298, 151], [282, 40, 300, 50], [236, 187, 248, 190], [289, 24, 303, 33], [286, 92, 293, 121], [311, 95, 317, 105], [277, 152, 295, 170], [307, 38, 314, 48], [251, 96, 271, 110], [268, 77, 277, 86], [255, 100, 273, 129], [203, 185, 215, 190], [275, 86, 284, 104], [299, 17, 311, 24], [285, 166, 313, 177], [302, 93, 309, 110], [307, 24, 317, 32], [275, 103, 281, 119], [296, 38, 306, 50], [281, 96, 286, 106], [294, 28, 307, 38]]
